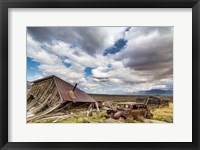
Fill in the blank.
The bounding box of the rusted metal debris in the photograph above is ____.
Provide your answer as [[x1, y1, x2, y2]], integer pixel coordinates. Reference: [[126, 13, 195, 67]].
[[105, 102, 153, 120]]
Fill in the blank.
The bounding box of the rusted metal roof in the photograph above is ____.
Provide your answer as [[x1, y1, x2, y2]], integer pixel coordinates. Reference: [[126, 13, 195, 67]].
[[32, 75, 96, 103]]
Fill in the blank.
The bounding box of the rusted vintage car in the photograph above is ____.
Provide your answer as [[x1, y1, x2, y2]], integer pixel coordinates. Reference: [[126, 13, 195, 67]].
[[107, 102, 153, 120]]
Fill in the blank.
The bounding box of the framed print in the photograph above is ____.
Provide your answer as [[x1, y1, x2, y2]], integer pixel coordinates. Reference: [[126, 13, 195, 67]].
[[0, 0, 199, 150], [26, 26, 174, 124]]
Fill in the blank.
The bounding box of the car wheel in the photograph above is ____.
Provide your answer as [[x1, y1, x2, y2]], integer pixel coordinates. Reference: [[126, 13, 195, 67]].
[[113, 111, 122, 119], [146, 112, 152, 119]]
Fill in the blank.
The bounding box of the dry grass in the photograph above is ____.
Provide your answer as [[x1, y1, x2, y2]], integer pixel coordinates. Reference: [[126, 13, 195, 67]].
[[60, 116, 107, 123], [29, 102, 173, 123], [32, 114, 145, 123], [31, 112, 107, 123], [151, 103, 173, 123], [125, 117, 141, 123]]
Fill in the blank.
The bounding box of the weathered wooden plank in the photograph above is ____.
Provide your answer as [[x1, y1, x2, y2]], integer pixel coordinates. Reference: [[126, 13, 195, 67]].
[[27, 80, 54, 110], [27, 96, 39, 110], [30, 93, 53, 114], [27, 101, 62, 121], [32, 88, 59, 114], [38, 80, 55, 103], [27, 89, 62, 121], [35, 79, 52, 98]]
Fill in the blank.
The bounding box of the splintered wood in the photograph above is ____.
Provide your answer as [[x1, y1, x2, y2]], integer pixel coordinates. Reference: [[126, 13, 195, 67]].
[[27, 77, 98, 122], [27, 78, 62, 121]]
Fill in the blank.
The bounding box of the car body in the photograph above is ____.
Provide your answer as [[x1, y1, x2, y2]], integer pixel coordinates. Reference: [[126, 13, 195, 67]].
[[107, 102, 153, 119]]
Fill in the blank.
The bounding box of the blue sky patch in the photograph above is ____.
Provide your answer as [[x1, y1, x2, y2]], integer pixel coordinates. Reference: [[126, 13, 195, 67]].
[[84, 67, 93, 77], [103, 38, 127, 56], [64, 63, 72, 68], [70, 44, 77, 49], [107, 64, 112, 69], [27, 57, 40, 71], [27, 57, 41, 81]]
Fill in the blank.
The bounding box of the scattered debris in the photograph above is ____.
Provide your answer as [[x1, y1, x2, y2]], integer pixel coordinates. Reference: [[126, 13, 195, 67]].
[[27, 75, 172, 123], [136, 96, 170, 108], [106, 102, 153, 120]]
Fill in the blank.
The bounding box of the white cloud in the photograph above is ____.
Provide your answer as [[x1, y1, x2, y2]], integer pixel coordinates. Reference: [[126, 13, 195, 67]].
[[27, 27, 173, 94], [27, 35, 62, 65]]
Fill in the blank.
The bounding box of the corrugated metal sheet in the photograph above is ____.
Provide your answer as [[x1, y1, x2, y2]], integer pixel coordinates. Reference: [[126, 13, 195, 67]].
[[54, 76, 96, 103], [32, 75, 96, 103]]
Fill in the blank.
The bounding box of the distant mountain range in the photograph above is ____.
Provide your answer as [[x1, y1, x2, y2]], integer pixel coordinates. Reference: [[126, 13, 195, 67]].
[[27, 81, 32, 89], [135, 89, 173, 96], [26, 80, 172, 96]]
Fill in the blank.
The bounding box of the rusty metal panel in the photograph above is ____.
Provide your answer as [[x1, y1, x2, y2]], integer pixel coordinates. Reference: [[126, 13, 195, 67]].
[[53, 76, 96, 103], [31, 75, 96, 103]]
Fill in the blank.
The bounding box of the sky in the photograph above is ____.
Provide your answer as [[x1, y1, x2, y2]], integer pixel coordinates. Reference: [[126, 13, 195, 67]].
[[27, 27, 173, 95]]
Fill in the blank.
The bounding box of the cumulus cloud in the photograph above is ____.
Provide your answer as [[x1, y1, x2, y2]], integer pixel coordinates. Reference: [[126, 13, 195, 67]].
[[27, 26, 173, 94], [27, 27, 125, 56], [115, 27, 173, 81], [27, 34, 62, 65]]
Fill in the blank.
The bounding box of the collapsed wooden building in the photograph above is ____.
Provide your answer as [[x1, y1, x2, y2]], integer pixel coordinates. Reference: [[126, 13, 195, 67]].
[[135, 96, 170, 108], [27, 75, 99, 121]]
